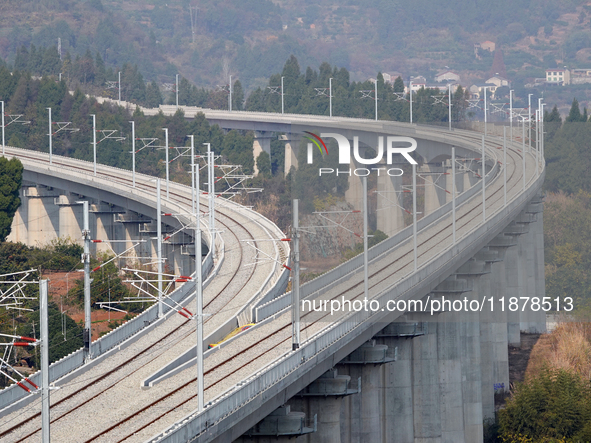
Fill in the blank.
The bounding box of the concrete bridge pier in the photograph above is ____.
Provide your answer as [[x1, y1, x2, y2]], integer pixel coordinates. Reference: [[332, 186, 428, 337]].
[[423, 164, 449, 215], [473, 248, 501, 422], [236, 405, 316, 442], [455, 259, 490, 443], [375, 321, 426, 443], [287, 368, 358, 443], [525, 198, 546, 333], [253, 131, 273, 176], [376, 167, 405, 237], [55, 194, 84, 242], [431, 277, 472, 443], [408, 314, 442, 443], [345, 159, 364, 212], [338, 340, 394, 443], [487, 234, 517, 395], [282, 134, 301, 176], [7, 187, 28, 243], [25, 186, 60, 246], [502, 220, 530, 346], [513, 210, 539, 334], [91, 204, 126, 256]]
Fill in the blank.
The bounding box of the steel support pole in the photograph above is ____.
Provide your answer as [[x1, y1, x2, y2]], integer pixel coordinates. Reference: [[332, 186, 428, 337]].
[[207, 148, 216, 260], [448, 83, 452, 131], [189, 135, 195, 213], [195, 164, 204, 412], [1, 101, 5, 156], [483, 87, 487, 136], [82, 201, 91, 360], [528, 94, 533, 150], [92, 114, 97, 176], [40, 279, 50, 443], [452, 147, 456, 244], [522, 121, 526, 191], [157, 179, 163, 318], [410, 82, 413, 123], [536, 110, 540, 174], [292, 199, 300, 350], [509, 90, 513, 143], [281, 76, 284, 115], [413, 164, 417, 271], [374, 79, 378, 121], [329, 78, 333, 117], [130, 121, 135, 187], [229, 75, 232, 112], [118, 71, 121, 103], [163, 128, 169, 199], [363, 176, 368, 300], [503, 127, 507, 206], [48, 107, 52, 165], [482, 135, 486, 222], [176, 74, 179, 108]]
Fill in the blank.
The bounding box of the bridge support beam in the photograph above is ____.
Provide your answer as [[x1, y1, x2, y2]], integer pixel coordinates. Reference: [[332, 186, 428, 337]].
[[55, 194, 84, 242], [487, 234, 517, 397], [288, 368, 358, 443], [455, 258, 490, 443], [431, 276, 472, 443], [253, 131, 273, 176], [7, 187, 28, 244], [423, 164, 449, 215], [237, 405, 316, 442], [375, 321, 426, 443], [338, 340, 394, 443], [376, 168, 405, 237], [282, 134, 301, 177], [25, 186, 60, 246]]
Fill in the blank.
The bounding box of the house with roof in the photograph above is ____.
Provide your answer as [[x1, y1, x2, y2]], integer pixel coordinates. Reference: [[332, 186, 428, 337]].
[[486, 75, 511, 88], [435, 70, 460, 83], [469, 83, 499, 99], [545, 69, 570, 85]]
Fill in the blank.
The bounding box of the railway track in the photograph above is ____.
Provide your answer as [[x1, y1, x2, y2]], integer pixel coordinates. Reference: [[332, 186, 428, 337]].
[[27, 132, 533, 442], [0, 125, 538, 442], [0, 147, 283, 442]]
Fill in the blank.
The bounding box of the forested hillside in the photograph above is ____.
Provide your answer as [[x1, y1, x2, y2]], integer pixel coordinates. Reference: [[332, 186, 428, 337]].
[[1, 0, 590, 90]]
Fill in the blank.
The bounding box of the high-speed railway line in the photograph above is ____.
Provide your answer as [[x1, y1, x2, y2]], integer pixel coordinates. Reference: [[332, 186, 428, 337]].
[[0, 109, 543, 443]]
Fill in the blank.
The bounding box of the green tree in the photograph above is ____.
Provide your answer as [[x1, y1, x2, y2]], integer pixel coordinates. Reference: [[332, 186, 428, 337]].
[[566, 98, 584, 123], [0, 157, 23, 241], [145, 81, 163, 108], [232, 79, 244, 110]]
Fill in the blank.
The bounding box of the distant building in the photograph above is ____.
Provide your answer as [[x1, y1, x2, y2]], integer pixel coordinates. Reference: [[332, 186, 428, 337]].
[[469, 83, 499, 99], [481, 41, 496, 52], [486, 75, 511, 88], [435, 71, 460, 83], [545, 69, 570, 85], [569, 69, 591, 85]]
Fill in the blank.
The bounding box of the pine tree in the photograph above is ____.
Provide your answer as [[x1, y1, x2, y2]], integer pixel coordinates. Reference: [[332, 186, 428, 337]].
[[566, 98, 583, 123], [232, 79, 244, 110], [0, 157, 23, 242]]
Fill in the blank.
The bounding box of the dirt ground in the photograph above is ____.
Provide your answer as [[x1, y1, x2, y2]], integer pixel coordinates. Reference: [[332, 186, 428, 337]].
[[44, 271, 129, 340]]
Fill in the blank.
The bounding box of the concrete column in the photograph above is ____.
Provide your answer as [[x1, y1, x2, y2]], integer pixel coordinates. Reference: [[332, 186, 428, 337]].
[[7, 187, 28, 244], [456, 259, 490, 443], [339, 340, 394, 443], [423, 164, 448, 215], [55, 194, 83, 242], [288, 368, 357, 443], [487, 234, 517, 396], [26, 187, 60, 246], [462, 159, 479, 192], [375, 322, 425, 443], [528, 197, 547, 333], [376, 168, 404, 237], [431, 277, 472, 443], [474, 248, 500, 422], [283, 134, 300, 176], [345, 158, 363, 211], [411, 321, 441, 443], [238, 405, 315, 442], [513, 211, 537, 333], [253, 130, 273, 176], [503, 221, 529, 347]]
